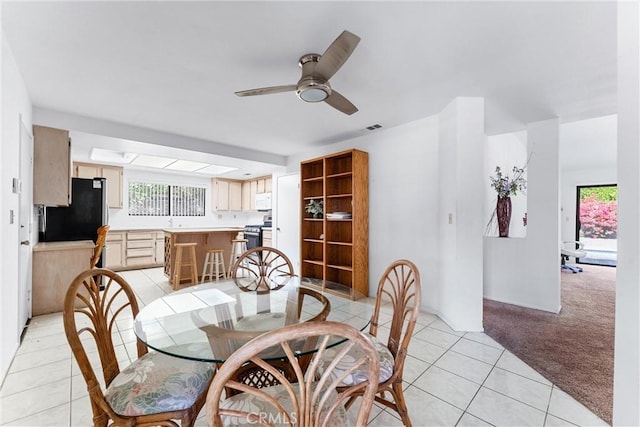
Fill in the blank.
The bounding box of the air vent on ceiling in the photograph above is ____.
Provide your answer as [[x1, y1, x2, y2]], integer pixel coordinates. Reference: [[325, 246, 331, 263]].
[[365, 124, 383, 131]]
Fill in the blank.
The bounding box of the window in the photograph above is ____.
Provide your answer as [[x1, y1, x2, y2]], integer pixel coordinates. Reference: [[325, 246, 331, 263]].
[[128, 182, 205, 216]]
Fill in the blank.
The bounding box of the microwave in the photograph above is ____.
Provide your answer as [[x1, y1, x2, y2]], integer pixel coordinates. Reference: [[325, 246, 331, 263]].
[[255, 192, 272, 211]]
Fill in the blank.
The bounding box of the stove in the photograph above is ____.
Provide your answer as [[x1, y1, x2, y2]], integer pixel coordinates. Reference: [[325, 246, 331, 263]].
[[243, 224, 263, 250]]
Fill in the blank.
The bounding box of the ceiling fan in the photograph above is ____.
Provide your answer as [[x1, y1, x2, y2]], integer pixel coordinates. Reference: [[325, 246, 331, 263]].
[[235, 30, 361, 115]]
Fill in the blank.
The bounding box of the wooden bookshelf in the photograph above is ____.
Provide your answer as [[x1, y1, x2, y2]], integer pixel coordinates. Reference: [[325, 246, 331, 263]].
[[300, 149, 368, 299]]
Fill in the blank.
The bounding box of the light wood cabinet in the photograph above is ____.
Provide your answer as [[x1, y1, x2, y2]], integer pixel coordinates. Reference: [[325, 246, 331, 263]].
[[300, 149, 368, 299], [155, 231, 165, 265], [74, 162, 124, 209], [105, 231, 126, 269], [105, 230, 165, 270], [229, 181, 242, 211], [33, 125, 72, 206], [32, 241, 94, 315], [262, 228, 273, 247], [257, 176, 272, 194], [212, 178, 242, 211]]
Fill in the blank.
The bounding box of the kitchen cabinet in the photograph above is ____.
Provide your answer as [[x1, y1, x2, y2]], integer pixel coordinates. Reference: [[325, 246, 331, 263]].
[[33, 125, 72, 206], [257, 176, 272, 193], [126, 231, 156, 267], [240, 176, 271, 211], [262, 228, 273, 247], [105, 231, 125, 269], [32, 240, 94, 315], [74, 162, 124, 209], [300, 149, 368, 300], [212, 178, 242, 211], [105, 230, 164, 270]]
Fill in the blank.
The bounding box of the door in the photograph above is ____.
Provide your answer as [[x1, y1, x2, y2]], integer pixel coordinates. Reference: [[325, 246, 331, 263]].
[[19, 117, 33, 332], [576, 184, 617, 266], [276, 173, 300, 273]]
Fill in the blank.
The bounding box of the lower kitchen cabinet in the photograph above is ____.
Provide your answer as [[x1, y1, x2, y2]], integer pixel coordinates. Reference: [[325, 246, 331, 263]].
[[262, 228, 273, 247], [105, 231, 125, 269], [106, 230, 165, 271]]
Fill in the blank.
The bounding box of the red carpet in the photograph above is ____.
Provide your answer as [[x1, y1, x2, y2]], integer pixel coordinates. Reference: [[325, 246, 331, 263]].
[[483, 265, 615, 425]]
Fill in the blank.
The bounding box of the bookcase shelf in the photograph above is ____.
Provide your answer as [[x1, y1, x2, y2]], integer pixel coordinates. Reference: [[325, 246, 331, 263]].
[[299, 149, 368, 300]]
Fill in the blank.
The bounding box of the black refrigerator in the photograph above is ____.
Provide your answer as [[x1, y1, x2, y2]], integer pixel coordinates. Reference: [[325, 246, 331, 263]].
[[40, 177, 109, 267]]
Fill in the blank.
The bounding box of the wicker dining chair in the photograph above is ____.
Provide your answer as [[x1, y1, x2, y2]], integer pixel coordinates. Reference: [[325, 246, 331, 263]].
[[89, 225, 110, 268], [323, 259, 422, 426], [230, 246, 295, 293], [206, 321, 380, 427], [63, 268, 215, 426]]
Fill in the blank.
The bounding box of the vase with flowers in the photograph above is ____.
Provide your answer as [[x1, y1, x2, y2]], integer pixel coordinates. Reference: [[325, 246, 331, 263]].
[[489, 165, 527, 237]]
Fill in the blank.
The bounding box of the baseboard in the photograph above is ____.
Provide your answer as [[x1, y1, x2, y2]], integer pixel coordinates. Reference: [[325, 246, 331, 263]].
[[484, 295, 561, 314]]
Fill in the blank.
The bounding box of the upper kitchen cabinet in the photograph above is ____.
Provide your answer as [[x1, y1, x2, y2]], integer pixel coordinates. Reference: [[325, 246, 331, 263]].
[[212, 178, 242, 211], [33, 125, 72, 206], [73, 162, 124, 209]]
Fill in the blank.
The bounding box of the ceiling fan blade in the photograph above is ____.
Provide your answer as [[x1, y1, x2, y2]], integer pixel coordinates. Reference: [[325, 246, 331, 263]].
[[315, 30, 361, 81], [324, 90, 358, 115], [235, 85, 297, 97]]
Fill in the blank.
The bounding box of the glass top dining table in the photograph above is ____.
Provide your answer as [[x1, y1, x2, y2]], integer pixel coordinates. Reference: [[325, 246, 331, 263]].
[[133, 276, 373, 363]]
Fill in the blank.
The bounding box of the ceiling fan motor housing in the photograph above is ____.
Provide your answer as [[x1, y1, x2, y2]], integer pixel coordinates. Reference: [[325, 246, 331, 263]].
[[296, 54, 331, 102]]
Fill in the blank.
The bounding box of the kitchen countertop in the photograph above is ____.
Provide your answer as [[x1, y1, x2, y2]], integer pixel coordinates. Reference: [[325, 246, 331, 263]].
[[162, 227, 244, 233], [34, 240, 95, 252]]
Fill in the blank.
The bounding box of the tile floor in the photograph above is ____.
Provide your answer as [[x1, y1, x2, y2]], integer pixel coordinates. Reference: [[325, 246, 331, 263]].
[[0, 268, 608, 426]]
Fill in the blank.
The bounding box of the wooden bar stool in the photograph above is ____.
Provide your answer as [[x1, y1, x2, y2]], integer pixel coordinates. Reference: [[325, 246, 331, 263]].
[[173, 242, 198, 290], [201, 249, 226, 283], [228, 239, 248, 276]]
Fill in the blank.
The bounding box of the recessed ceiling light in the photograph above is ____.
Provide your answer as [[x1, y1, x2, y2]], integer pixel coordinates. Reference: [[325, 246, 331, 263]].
[[195, 164, 239, 175], [130, 154, 176, 168], [90, 147, 137, 164], [165, 159, 211, 172]]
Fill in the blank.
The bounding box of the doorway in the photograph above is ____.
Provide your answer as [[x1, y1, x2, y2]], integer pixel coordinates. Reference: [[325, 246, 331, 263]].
[[18, 117, 34, 335], [576, 184, 617, 266]]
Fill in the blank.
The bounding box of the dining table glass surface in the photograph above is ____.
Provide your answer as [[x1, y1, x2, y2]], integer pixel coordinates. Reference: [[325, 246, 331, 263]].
[[133, 276, 373, 363]]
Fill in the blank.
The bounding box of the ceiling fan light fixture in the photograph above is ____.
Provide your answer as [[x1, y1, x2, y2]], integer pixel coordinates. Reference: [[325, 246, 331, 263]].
[[298, 86, 329, 102]]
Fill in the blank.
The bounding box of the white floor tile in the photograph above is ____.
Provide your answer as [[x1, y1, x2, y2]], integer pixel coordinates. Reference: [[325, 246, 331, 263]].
[[367, 410, 403, 426], [495, 350, 552, 386], [450, 338, 503, 365], [2, 403, 70, 426], [456, 412, 495, 426], [402, 354, 431, 383], [0, 358, 71, 397], [414, 326, 462, 348], [463, 332, 504, 350], [8, 343, 71, 373], [434, 351, 493, 385], [467, 387, 546, 426], [413, 365, 481, 410], [544, 413, 578, 426], [0, 379, 71, 425], [482, 367, 552, 411], [547, 387, 608, 427], [428, 319, 466, 337], [403, 385, 464, 426], [407, 336, 449, 364]]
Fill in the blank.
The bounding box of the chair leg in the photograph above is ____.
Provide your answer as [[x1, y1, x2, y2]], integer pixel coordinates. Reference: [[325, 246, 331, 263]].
[[389, 382, 412, 427]]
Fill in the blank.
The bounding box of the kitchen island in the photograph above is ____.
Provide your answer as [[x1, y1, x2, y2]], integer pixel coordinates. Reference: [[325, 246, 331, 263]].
[[163, 228, 244, 285]]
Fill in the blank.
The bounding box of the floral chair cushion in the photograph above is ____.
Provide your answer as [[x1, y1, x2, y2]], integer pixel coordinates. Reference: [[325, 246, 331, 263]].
[[105, 351, 214, 416], [319, 334, 394, 386], [219, 383, 350, 426]]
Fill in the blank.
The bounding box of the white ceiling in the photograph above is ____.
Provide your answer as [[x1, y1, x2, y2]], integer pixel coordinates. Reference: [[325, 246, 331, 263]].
[[2, 1, 618, 175]]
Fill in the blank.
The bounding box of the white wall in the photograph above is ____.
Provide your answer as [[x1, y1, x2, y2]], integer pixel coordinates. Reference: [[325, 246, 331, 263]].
[[108, 168, 265, 230], [287, 115, 441, 314], [613, 2, 640, 424], [1, 30, 33, 381], [484, 119, 561, 313], [437, 98, 484, 331]]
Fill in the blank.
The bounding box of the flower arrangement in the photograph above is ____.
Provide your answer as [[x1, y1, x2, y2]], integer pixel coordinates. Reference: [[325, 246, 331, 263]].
[[490, 165, 527, 199], [305, 199, 323, 218]]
